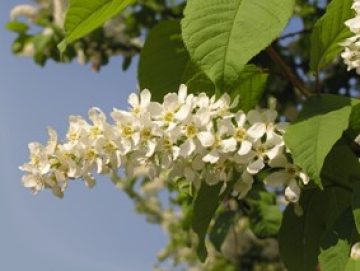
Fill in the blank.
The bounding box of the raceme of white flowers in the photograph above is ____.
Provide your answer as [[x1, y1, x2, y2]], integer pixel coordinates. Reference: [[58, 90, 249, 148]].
[[341, 0, 360, 73], [20, 85, 309, 203]]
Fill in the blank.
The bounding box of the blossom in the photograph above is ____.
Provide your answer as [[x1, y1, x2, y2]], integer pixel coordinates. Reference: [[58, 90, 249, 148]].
[[20, 84, 306, 203], [341, 0, 360, 73], [264, 154, 309, 202]]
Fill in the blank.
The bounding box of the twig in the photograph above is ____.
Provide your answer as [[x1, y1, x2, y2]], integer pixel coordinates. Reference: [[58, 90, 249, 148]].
[[278, 28, 313, 40], [266, 46, 312, 99]]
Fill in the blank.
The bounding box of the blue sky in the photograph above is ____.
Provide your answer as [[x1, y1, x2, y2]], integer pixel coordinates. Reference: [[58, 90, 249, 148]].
[[0, 2, 167, 270]]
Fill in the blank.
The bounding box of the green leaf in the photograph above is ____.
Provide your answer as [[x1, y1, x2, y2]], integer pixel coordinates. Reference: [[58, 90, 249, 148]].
[[284, 94, 353, 186], [279, 187, 351, 271], [310, 0, 354, 71], [246, 184, 282, 239], [319, 208, 356, 271], [352, 182, 360, 235], [6, 21, 29, 33], [209, 211, 236, 252], [138, 19, 199, 102], [350, 101, 360, 133], [192, 182, 223, 262], [61, 0, 135, 50], [231, 65, 269, 113], [345, 259, 360, 271], [186, 71, 216, 96], [181, 0, 295, 90], [322, 138, 360, 189]]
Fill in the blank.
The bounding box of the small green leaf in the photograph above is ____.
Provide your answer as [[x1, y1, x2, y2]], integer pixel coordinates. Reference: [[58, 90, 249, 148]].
[[62, 0, 135, 47], [138, 19, 200, 102], [322, 138, 360, 189], [231, 65, 268, 113], [352, 182, 360, 235], [192, 182, 223, 262], [345, 259, 360, 271], [319, 208, 356, 271], [182, 0, 295, 90], [284, 94, 352, 186], [247, 186, 282, 239], [350, 101, 360, 133], [209, 211, 236, 252], [310, 0, 354, 71], [6, 21, 29, 33], [279, 187, 351, 271]]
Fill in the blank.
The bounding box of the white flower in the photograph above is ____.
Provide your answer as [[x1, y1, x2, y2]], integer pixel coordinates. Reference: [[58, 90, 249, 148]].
[[341, 1, 360, 73], [10, 5, 37, 21], [351, 242, 360, 260], [20, 84, 304, 202], [264, 154, 309, 202]]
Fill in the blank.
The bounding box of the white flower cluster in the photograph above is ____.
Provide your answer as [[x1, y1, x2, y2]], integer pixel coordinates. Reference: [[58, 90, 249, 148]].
[[341, 0, 360, 73], [20, 85, 309, 201]]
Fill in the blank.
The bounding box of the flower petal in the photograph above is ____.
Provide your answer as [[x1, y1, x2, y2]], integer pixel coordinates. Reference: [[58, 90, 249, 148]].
[[197, 131, 215, 147], [285, 178, 301, 202], [247, 157, 264, 174], [264, 172, 288, 187], [247, 122, 266, 140]]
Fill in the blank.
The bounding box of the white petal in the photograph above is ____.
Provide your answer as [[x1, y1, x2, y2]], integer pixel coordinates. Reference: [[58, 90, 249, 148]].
[[192, 155, 205, 170], [148, 102, 163, 118], [266, 145, 282, 160], [285, 178, 301, 202], [247, 157, 264, 174], [184, 167, 195, 183], [247, 110, 262, 124], [203, 149, 220, 164], [175, 103, 191, 121], [238, 140, 252, 155], [247, 123, 266, 140], [178, 84, 188, 102], [221, 138, 237, 152], [128, 92, 140, 108], [275, 122, 289, 133], [268, 154, 288, 168], [264, 172, 289, 187], [179, 139, 196, 158], [235, 112, 246, 127], [140, 89, 151, 108], [299, 172, 310, 185], [88, 107, 106, 124], [197, 132, 215, 147], [264, 109, 277, 122], [163, 93, 179, 111]]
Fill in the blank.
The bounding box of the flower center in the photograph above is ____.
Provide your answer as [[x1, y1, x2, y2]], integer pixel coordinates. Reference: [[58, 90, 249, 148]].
[[235, 128, 246, 141], [164, 111, 174, 122], [186, 124, 197, 138]]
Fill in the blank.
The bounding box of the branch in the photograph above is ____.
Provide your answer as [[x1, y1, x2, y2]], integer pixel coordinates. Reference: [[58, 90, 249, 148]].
[[266, 46, 312, 99]]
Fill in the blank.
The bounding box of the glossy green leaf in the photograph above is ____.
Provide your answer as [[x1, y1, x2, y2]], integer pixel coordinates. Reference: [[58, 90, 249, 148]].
[[310, 0, 354, 71], [279, 188, 351, 271], [322, 139, 360, 189], [352, 182, 360, 235], [246, 184, 282, 239], [319, 208, 356, 271], [182, 0, 295, 90], [231, 65, 268, 113], [6, 21, 29, 33], [345, 259, 360, 271], [284, 94, 353, 186], [138, 19, 199, 102], [209, 211, 236, 252], [192, 182, 222, 262], [60, 0, 135, 50]]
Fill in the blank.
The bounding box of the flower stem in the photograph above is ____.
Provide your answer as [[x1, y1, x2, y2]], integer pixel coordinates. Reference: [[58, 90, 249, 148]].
[[266, 46, 312, 99]]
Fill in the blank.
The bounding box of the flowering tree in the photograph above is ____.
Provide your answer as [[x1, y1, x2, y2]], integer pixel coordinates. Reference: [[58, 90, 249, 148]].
[[7, 0, 360, 270]]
